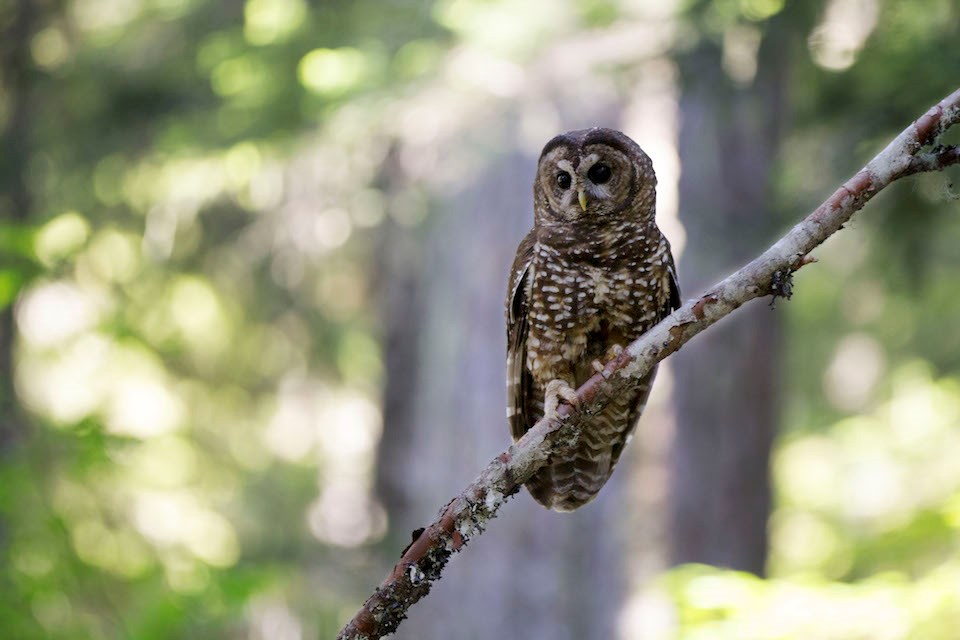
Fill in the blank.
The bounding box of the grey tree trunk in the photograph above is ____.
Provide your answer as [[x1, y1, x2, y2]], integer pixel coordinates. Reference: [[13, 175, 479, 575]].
[[372, 148, 426, 521], [0, 0, 35, 453], [0, 0, 36, 555], [376, 123, 629, 640], [668, 25, 792, 575]]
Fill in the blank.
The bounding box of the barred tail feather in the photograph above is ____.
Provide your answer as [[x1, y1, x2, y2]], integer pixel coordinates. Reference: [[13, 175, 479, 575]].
[[526, 368, 657, 511]]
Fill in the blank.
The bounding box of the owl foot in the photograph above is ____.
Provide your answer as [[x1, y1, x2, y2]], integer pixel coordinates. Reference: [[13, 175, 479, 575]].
[[592, 344, 625, 378], [544, 379, 579, 420], [606, 343, 624, 360]]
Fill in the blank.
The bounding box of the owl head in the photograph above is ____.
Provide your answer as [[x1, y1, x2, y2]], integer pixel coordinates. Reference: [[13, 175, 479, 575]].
[[533, 128, 656, 225]]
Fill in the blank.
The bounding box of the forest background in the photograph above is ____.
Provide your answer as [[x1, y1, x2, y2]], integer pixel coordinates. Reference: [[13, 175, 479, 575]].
[[2, 0, 960, 638]]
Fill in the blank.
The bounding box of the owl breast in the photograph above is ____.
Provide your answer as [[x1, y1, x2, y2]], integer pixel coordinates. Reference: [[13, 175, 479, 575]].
[[515, 230, 675, 511], [525, 237, 671, 384]]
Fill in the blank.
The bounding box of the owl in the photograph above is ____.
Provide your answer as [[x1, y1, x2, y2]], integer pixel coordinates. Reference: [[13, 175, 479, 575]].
[[506, 128, 680, 511]]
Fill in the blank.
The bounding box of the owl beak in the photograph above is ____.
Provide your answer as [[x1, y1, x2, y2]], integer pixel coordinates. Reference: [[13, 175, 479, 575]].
[[577, 189, 588, 211]]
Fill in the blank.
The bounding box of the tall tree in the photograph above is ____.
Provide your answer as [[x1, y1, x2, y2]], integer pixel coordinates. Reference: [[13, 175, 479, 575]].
[[376, 121, 630, 640], [668, 10, 799, 574], [0, 0, 35, 453]]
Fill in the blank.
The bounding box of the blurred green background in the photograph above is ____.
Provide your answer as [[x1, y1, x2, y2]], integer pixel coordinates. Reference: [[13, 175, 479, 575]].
[[1, 0, 959, 638]]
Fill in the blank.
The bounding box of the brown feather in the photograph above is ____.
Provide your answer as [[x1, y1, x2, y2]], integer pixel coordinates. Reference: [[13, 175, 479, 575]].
[[506, 231, 536, 441]]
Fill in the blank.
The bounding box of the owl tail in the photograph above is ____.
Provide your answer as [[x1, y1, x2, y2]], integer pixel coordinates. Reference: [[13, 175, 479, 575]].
[[526, 369, 657, 511]]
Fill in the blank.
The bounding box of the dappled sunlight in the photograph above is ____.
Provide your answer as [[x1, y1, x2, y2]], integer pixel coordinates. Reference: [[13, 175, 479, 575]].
[[823, 332, 886, 411], [131, 490, 240, 567], [314, 391, 382, 473], [70, 517, 153, 579], [71, 0, 144, 36], [263, 376, 387, 547], [49, 478, 155, 579], [30, 27, 71, 70], [16, 281, 100, 348], [446, 47, 526, 97], [162, 553, 213, 594], [33, 212, 90, 267], [316, 265, 367, 320], [307, 482, 387, 548], [247, 596, 304, 640], [84, 228, 142, 284], [618, 586, 676, 639], [263, 376, 326, 462], [643, 564, 960, 639], [769, 508, 853, 577], [120, 436, 199, 488], [435, 0, 573, 57], [809, 0, 880, 71], [211, 54, 275, 101], [298, 48, 378, 97], [775, 435, 843, 512], [622, 58, 684, 256], [17, 326, 186, 435], [106, 374, 184, 438], [304, 207, 353, 253], [263, 374, 384, 466], [30, 591, 73, 636], [722, 24, 762, 85], [168, 275, 232, 362], [843, 279, 887, 326], [17, 334, 111, 423], [243, 0, 306, 46], [773, 365, 960, 582]]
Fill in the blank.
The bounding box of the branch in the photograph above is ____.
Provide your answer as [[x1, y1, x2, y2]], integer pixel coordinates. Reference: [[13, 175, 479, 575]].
[[338, 88, 960, 640]]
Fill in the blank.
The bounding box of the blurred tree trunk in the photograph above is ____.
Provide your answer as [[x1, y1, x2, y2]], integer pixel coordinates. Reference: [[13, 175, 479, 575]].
[[372, 149, 425, 520], [0, 0, 34, 453], [375, 123, 629, 640], [668, 20, 793, 575], [0, 0, 36, 555]]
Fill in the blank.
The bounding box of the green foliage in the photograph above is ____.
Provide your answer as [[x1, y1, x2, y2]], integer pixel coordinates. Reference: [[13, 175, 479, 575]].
[[662, 563, 960, 639], [2, 0, 441, 636]]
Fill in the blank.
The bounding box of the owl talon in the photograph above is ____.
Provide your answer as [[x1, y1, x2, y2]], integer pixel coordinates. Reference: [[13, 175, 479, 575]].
[[591, 345, 624, 378], [544, 379, 579, 420]]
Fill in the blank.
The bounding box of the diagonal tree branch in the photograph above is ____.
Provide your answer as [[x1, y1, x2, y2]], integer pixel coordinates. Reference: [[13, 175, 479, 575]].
[[338, 87, 960, 640]]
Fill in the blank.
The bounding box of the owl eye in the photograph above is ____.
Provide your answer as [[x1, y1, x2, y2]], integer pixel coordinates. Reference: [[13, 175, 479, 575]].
[[556, 171, 572, 189], [588, 162, 612, 184]]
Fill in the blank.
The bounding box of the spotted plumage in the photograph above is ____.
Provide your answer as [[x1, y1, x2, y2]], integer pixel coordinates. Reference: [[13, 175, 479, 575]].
[[506, 128, 680, 512]]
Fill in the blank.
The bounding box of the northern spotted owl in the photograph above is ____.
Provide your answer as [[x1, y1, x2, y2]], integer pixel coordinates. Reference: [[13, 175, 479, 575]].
[[506, 128, 680, 511]]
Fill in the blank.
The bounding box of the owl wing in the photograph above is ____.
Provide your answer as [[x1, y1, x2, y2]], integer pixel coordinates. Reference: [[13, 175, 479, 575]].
[[608, 244, 682, 466], [506, 231, 536, 441], [665, 244, 682, 314]]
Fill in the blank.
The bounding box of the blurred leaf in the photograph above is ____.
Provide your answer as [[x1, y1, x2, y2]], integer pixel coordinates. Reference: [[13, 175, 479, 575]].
[[0, 221, 37, 259], [0, 269, 25, 309]]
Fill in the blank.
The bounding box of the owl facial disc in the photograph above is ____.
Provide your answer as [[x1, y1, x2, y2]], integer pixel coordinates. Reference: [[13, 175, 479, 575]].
[[535, 128, 654, 224]]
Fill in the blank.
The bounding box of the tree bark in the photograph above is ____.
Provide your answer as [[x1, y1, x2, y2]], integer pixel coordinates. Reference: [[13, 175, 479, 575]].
[[373, 148, 426, 520], [669, 21, 792, 575], [0, 0, 35, 452]]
